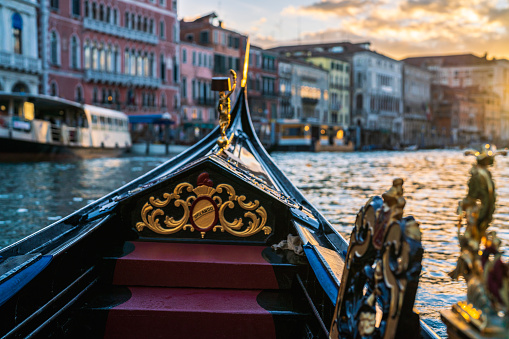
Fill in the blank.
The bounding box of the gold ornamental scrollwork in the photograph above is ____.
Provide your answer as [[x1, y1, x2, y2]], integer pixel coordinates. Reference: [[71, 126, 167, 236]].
[[136, 172, 272, 238]]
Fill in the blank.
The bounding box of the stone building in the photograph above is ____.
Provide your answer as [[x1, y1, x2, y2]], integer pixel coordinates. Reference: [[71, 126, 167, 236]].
[[305, 54, 350, 143], [247, 45, 278, 144], [401, 63, 432, 147], [404, 54, 509, 143], [0, 0, 41, 94], [180, 12, 247, 85], [180, 41, 215, 143], [42, 0, 179, 118]]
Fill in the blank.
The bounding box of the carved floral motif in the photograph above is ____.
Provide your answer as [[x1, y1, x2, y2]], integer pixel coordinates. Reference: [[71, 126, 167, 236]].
[[135, 172, 272, 239]]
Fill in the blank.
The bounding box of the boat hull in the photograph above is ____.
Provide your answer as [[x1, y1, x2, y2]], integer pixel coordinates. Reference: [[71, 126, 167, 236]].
[[0, 136, 127, 162]]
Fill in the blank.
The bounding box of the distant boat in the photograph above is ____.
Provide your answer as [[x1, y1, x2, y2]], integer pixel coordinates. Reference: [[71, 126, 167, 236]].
[[0, 92, 131, 161], [405, 144, 419, 151]]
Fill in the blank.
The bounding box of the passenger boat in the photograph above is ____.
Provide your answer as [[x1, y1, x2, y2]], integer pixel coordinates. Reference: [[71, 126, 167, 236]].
[[271, 120, 353, 152], [0, 92, 131, 162], [0, 45, 438, 338]]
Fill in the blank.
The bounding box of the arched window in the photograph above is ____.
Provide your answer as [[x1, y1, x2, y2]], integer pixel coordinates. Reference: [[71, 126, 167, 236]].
[[161, 93, 166, 108], [124, 12, 129, 28], [106, 45, 112, 72], [50, 82, 58, 96], [93, 87, 98, 103], [70, 36, 80, 69], [356, 94, 363, 110], [99, 4, 104, 21], [12, 13, 22, 54], [84, 40, 90, 69], [113, 46, 119, 73], [12, 82, 29, 93], [130, 49, 136, 75], [92, 2, 97, 19], [124, 48, 129, 74], [50, 31, 59, 65], [91, 42, 98, 69]]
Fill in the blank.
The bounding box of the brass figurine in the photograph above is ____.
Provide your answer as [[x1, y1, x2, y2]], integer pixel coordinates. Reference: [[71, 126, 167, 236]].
[[443, 144, 509, 336], [211, 69, 237, 149]]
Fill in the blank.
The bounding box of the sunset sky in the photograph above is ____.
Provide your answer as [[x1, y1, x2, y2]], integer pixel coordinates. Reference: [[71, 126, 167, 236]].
[[180, 0, 509, 61]]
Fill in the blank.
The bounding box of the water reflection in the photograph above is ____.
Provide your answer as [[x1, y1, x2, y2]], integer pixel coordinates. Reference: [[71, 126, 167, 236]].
[[1, 150, 508, 337]]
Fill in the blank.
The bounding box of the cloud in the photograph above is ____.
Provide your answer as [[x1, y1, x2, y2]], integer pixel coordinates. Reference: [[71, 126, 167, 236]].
[[250, 17, 268, 33], [277, 0, 509, 59]]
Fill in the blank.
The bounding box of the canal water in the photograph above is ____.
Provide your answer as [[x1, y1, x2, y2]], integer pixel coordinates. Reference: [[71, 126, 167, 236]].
[[1, 150, 509, 338]]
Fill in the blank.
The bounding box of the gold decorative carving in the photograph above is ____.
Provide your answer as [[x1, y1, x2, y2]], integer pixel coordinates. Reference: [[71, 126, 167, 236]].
[[212, 70, 237, 149], [445, 144, 509, 335], [136, 173, 272, 239]]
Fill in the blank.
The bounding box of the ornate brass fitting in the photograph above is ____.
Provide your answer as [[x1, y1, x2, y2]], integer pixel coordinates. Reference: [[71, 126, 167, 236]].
[[444, 144, 509, 336], [212, 70, 236, 149]]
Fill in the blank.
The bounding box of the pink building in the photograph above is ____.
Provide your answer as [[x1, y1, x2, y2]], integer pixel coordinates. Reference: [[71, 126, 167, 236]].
[[180, 41, 215, 143], [44, 0, 179, 120]]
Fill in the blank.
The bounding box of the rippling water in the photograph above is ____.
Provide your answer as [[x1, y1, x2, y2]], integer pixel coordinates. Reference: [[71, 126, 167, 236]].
[[1, 150, 508, 338]]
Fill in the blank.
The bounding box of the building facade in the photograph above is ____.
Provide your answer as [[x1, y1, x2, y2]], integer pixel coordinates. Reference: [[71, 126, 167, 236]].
[[350, 51, 403, 148], [306, 55, 350, 134], [405, 54, 509, 143], [180, 12, 247, 85], [43, 0, 179, 119], [247, 45, 278, 144], [0, 0, 41, 94], [180, 41, 214, 143], [402, 63, 432, 147]]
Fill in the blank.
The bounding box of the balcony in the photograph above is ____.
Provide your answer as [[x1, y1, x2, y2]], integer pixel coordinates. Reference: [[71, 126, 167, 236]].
[[0, 51, 41, 74], [197, 97, 215, 106], [84, 70, 161, 88], [84, 18, 159, 45]]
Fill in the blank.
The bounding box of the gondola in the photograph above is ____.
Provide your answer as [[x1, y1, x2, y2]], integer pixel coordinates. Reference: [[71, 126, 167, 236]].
[[0, 42, 439, 339]]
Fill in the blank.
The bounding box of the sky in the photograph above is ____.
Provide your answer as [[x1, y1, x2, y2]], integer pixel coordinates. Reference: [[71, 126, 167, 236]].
[[180, 0, 509, 61]]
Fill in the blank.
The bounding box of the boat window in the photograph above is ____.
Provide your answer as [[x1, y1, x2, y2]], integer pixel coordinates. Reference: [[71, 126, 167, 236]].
[[91, 115, 98, 127], [99, 116, 106, 129], [107, 117, 113, 129], [13, 100, 24, 118]]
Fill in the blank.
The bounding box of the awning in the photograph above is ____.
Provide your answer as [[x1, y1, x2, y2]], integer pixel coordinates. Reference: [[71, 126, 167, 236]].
[[183, 122, 216, 129], [128, 113, 175, 125]]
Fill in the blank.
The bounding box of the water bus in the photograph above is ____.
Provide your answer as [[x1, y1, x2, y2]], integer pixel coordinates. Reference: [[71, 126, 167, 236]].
[[0, 92, 131, 161]]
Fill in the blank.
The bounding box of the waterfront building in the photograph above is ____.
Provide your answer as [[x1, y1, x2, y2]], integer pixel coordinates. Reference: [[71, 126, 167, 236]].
[[404, 54, 509, 143], [430, 84, 459, 146], [305, 54, 350, 141], [0, 0, 41, 94], [270, 42, 403, 149], [401, 63, 432, 147], [180, 12, 247, 87], [272, 57, 329, 150], [42, 0, 179, 120], [247, 45, 278, 145], [180, 41, 215, 143]]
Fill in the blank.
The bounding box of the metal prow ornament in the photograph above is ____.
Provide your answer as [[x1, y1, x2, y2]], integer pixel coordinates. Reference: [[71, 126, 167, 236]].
[[212, 70, 237, 149], [442, 144, 509, 337]]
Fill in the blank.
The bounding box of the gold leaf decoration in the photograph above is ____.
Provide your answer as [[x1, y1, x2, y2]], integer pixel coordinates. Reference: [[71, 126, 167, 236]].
[[136, 175, 271, 239]]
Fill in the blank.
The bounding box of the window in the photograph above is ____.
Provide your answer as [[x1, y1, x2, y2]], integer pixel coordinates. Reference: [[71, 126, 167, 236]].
[[12, 13, 22, 54], [84, 1, 89, 17], [200, 31, 209, 44], [182, 48, 187, 64], [50, 0, 59, 10], [149, 19, 154, 34], [113, 9, 118, 25], [70, 36, 79, 69], [124, 48, 129, 74], [50, 32, 59, 65], [160, 20, 165, 39], [125, 12, 129, 28], [50, 82, 58, 96], [72, 0, 81, 16], [192, 51, 196, 65], [160, 54, 166, 81], [84, 41, 90, 69], [75, 86, 83, 103], [214, 31, 218, 44], [182, 77, 187, 98]]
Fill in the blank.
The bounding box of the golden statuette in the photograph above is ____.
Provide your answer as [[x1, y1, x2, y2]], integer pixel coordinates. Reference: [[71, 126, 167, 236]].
[[445, 144, 509, 335], [212, 70, 237, 149]]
